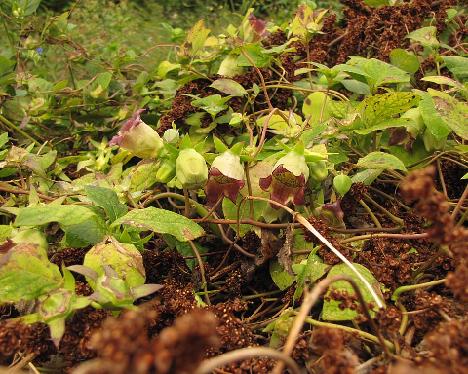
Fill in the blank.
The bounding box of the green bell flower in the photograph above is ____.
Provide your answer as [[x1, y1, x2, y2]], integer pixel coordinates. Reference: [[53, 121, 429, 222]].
[[109, 109, 163, 159], [205, 151, 245, 205], [176, 148, 208, 189], [260, 151, 309, 207]]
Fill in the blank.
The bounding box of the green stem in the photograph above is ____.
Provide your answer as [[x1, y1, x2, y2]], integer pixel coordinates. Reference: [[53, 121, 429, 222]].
[[364, 195, 405, 226], [340, 232, 428, 244], [391, 279, 446, 302], [396, 301, 409, 336], [0, 114, 40, 145], [359, 199, 382, 228], [302, 316, 395, 352]]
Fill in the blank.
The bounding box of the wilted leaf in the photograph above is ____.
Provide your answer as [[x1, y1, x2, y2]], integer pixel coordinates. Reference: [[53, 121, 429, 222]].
[[83, 238, 145, 288], [0, 244, 62, 303], [185, 20, 211, 55], [358, 92, 420, 131], [210, 78, 247, 96]]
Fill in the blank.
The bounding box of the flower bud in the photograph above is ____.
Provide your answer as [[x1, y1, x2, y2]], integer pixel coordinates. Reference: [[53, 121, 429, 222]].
[[259, 151, 309, 207], [205, 151, 245, 205], [176, 149, 208, 189], [163, 129, 179, 144], [109, 110, 163, 159]]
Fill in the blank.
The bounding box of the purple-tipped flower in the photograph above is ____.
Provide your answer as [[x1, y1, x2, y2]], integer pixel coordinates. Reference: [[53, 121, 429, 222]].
[[205, 151, 245, 206], [259, 151, 309, 208], [109, 109, 163, 159], [248, 14, 268, 40], [321, 199, 345, 227]]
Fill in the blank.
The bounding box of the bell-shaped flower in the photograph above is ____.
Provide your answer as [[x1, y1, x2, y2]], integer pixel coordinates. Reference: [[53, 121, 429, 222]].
[[109, 109, 163, 159], [259, 151, 309, 208], [205, 151, 245, 206], [176, 148, 208, 189]]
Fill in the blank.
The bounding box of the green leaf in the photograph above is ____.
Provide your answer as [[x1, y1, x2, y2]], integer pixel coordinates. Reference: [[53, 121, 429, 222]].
[[292, 252, 329, 301], [237, 44, 272, 68], [333, 174, 353, 196], [0, 225, 12, 242], [0, 132, 9, 148], [128, 161, 160, 192], [85, 185, 127, 222], [421, 76, 462, 88], [426, 92, 468, 140], [442, 56, 468, 79], [14, 205, 106, 247], [363, 0, 390, 6], [88, 72, 112, 99], [356, 152, 407, 171], [341, 79, 371, 95], [255, 112, 302, 138], [191, 94, 230, 117], [264, 308, 294, 348], [0, 244, 62, 304], [338, 57, 410, 91], [419, 93, 451, 141], [163, 235, 208, 271], [389, 49, 420, 74], [270, 259, 294, 290], [111, 207, 205, 242], [222, 196, 267, 236], [210, 79, 247, 97], [322, 263, 381, 320]]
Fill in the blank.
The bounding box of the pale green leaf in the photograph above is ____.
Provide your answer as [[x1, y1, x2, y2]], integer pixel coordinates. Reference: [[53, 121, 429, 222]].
[[302, 92, 332, 125], [407, 26, 439, 48], [356, 152, 407, 171]]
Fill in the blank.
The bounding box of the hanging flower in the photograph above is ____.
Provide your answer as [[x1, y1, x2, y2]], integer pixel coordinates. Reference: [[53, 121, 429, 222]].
[[205, 151, 245, 206], [109, 109, 163, 159], [259, 151, 309, 208], [176, 148, 208, 189]]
